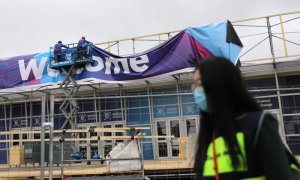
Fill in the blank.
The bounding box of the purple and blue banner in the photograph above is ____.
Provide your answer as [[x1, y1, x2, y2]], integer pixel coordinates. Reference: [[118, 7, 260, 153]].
[[0, 20, 242, 91]]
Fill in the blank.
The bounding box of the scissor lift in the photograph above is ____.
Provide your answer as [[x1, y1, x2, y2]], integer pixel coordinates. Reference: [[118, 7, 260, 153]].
[[49, 43, 94, 129]]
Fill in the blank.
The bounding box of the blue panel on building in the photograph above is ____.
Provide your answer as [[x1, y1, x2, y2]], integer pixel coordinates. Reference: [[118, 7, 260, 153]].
[[153, 88, 178, 106], [153, 105, 179, 118], [182, 103, 198, 116], [127, 108, 150, 125], [182, 95, 194, 103], [153, 96, 178, 106], [142, 143, 154, 160], [127, 92, 148, 108], [180, 85, 192, 93], [142, 129, 152, 142], [11, 118, 28, 128], [31, 117, 42, 127], [101, 110, 122, 122], [77, 112, 97, 124]]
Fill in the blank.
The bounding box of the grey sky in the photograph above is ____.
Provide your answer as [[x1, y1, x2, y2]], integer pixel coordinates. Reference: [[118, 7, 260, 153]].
[[0, 0, 299, 58]]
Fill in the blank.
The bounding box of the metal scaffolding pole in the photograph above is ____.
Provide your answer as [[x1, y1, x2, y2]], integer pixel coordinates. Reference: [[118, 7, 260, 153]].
[[9, 104, 12, 157], [40, 95, 46, 180], [48, 95, 54, 180], [132, 39, 135, 55], [266, 17, 286, 140], [60, 137, 64, 180], [4, 104, 8, 164], [146, 82, 156, 159]]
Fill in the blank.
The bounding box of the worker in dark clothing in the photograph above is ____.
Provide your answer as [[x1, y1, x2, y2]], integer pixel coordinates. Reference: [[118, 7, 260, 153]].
[[77, 36, 90, 60], [54, 41, 68, 62]]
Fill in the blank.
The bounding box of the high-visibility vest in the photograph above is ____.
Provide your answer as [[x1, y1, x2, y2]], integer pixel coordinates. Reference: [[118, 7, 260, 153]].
[[202, 111, 298, 180]]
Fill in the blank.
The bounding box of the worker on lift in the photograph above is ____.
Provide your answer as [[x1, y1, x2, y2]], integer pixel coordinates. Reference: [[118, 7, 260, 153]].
[[76, 36, 91, 60], [54, 41, 68, 62]]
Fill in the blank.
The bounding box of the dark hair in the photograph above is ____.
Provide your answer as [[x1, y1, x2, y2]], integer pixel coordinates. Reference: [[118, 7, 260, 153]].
[[194, 57, 261, 175], [58, 41, 62, 43]]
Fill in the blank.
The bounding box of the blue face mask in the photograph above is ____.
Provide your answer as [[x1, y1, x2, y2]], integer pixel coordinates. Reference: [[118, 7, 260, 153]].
[[193, 87, 208, 112]]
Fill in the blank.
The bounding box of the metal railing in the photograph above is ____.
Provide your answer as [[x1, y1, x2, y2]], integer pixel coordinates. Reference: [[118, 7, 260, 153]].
[[94, 11, 300, 67]]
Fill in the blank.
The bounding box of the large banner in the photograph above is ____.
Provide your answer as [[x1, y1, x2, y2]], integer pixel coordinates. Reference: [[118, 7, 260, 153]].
[[0, 21, 242, 92]]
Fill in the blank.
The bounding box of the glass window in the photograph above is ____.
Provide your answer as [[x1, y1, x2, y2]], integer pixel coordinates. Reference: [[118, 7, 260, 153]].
[[281, 96, 300, 114], [157, 121, 166, 141], [13, 134, 19, 146], [54, 102, 62, 114], [284, 115, 300, 135], [286, 137, 300, 155], [12, 103, 25, 118], [34, 134, 40, 139], [279, 75, 300, 88], [180, 85, 192, 93], [245, 77, 276, 89], [90, 126, 97, 144], [127, 108, 150, 125], [171, 143, 179, 157], [54, 115, 66, 130], [245, 77, 277, 96], [79, 127, 87, 144], [186, 119, 197, 136], [103, 125, 112, 143], [104, 144, 112, 157], [170, 120, 180, 138], [0, 106, 4, 119], [31, 102, 41, 116], [115, 124, 124, 143], [100, 98, 121, 110], [78, 99, 95, 112], [153, 87, 178, 106], [158, 142, 168, 157], [127, 91, 148, 108]]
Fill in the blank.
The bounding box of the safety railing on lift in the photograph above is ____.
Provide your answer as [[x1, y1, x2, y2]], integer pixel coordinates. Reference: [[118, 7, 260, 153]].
[[49, 43, 94, 69]]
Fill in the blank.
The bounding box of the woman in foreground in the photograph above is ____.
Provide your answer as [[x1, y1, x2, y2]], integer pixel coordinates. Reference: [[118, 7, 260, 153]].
[[193, 57, 299, 180]]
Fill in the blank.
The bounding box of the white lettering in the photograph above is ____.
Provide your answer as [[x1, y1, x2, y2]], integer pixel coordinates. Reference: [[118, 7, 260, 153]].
[[85, 56, 105, 72], [18, 58, 47, 80], [130, 55, 149, 72], [47, 64, 60, 77], [105, 58, 130, 74]]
